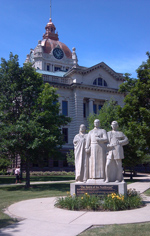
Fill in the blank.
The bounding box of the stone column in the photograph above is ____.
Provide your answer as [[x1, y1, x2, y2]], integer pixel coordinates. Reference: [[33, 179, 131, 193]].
[[89, 99, 94, 114]]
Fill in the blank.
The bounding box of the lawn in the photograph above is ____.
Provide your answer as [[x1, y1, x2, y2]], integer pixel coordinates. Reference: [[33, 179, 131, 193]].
[[79, 188, 150, 236], [0, 175, 75, 184], [0, 183, 70, 228], [79, 223, 150, 236], [0, 175, 149, 234]]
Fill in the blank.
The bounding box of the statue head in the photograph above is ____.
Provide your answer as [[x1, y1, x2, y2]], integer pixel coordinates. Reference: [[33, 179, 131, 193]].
[[111, 121, 118, 130], [79, 124, 86, 133], [94, 119, 100, 128]]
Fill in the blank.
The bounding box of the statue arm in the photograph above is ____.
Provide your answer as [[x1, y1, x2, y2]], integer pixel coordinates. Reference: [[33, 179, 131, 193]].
[[85, 133, 91, 153], [96, 130, 108, 143], [73, 135, 80, 146], [119, 133, 129, 146]]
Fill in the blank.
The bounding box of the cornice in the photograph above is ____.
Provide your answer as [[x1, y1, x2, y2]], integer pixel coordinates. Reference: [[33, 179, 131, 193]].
[[65, 62, 125, 81], [48, 81, 123, 94]]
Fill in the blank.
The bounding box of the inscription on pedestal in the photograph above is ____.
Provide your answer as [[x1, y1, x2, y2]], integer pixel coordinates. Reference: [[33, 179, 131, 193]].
[[75, 185, 118, 196]]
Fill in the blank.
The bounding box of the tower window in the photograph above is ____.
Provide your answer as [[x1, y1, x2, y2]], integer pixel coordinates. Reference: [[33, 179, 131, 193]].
[[55, 67, 61, 71], [47, 65, 50, 71]]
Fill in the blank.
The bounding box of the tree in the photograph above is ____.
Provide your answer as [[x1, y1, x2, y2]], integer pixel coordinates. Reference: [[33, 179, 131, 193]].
[[118, 52, 150, 171], [66, 149, 75, 167], [88, 99, 120, 131], [0, 53, 71, 187]]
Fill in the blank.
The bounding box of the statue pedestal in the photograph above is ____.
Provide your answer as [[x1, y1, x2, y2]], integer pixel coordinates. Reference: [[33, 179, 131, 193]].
[[70, 180, 127, 196]]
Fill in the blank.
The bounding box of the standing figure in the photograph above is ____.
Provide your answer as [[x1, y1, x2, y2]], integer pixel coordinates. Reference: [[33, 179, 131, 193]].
[[73, 124, 88, 182], [105, 121, 129, 183], [85, 119, 108, 180], [15, 166, 21, 184]]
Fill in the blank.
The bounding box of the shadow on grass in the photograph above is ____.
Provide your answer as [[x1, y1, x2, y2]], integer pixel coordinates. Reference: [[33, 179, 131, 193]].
[[0, 218, 19, 230], [1, 183, 70, 192]]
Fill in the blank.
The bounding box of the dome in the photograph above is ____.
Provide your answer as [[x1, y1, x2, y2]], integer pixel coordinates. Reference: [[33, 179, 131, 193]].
[[41, 18, 72, 59], [41, 39, 72, 59]]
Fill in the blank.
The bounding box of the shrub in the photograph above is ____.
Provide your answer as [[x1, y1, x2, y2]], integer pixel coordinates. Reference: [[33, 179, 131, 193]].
[[29, 171, 75, 176]]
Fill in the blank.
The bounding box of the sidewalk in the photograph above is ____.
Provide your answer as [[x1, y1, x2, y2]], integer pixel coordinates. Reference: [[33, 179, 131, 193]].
[[0, 175, 150, 236]]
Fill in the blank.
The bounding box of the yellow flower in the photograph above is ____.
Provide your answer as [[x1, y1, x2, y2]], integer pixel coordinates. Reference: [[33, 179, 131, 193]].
[[67, 191, 70, 195], [81, 197, 83, 200], [73, 193, 76, 195], [85, 193, 88, 195]]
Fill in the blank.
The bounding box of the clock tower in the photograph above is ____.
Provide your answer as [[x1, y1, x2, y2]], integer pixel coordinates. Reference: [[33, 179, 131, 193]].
[[25, 18, 78, 72]]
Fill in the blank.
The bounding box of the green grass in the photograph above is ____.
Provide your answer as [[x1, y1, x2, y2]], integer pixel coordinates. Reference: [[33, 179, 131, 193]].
[[0, 183, 70, 228], [0, 175, 75, 184], [144, 188, 150, 196], [79, 223, 150, 236]]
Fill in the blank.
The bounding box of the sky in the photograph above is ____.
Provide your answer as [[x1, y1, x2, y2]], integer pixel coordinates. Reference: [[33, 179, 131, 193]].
[[0, 0, 150, 78]]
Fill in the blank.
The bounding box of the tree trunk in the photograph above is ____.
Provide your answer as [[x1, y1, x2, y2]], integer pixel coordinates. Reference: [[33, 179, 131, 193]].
[[25, 158, 30, 188]]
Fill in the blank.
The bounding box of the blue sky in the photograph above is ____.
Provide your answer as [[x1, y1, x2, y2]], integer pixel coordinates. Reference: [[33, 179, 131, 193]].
[[0, 0, 150, 78]]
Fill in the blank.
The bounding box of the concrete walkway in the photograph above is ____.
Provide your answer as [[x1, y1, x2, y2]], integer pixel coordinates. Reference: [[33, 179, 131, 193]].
[[0, 175, 150, 236]]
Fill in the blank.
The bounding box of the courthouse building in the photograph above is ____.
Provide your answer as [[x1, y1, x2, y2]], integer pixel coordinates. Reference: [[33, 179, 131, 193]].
[[25, 17, 125, 169]]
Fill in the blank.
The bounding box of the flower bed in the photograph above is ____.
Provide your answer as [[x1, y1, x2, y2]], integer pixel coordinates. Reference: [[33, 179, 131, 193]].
[[55, 189, 144, 211]]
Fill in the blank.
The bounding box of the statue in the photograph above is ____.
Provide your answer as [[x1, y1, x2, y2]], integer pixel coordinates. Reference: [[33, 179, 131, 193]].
[[73, 124, 88, 182], [105, 121, 129, 183], [85, 119, 108, 180]]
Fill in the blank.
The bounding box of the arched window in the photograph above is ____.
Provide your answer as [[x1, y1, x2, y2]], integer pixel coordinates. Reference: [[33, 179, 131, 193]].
[[93, 78, 107, 87]]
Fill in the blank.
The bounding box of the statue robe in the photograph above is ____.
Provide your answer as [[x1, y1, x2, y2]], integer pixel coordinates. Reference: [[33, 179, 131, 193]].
[[73, 133, 88, 182], [85, 128, 107, 179]]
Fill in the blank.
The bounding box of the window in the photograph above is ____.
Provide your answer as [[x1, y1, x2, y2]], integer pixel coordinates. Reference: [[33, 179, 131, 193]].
[[62, 128, 68, 143], [62, 101, 68, 116], [93, 104, 97, 114], [47, 65, 50, 71], [93, 78, 107, 87], [55, 67, 61, 71], [98, 105, 103, 111], [93, 79, 97, 85], [98, 78, 102, 86], [83, 103, 86, 118], [104, 80, 107, 86], [53, 160, 59, 167]]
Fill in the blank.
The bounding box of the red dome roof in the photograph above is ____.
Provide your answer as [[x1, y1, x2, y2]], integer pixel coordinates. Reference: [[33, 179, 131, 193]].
[[41, 18, 72, 59], [41, 39, 72, 59]]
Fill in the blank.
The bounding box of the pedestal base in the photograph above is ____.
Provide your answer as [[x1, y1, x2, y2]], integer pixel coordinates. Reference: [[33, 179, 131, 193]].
[[70, 180, 127, 196]]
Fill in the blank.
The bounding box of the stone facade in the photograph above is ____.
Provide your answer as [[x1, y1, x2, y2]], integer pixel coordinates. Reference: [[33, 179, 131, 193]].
[[25, 17, 125, 152]]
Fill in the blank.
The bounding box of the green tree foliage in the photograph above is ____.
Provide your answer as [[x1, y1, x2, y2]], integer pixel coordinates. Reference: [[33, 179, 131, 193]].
[[88, 99, 120, 131], [66, 149, 75, 167], [119, 52, 150, 170], [0, 53, 71, 187]]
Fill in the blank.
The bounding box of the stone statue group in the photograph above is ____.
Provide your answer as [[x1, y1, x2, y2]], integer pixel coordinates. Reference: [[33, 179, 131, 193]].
[[73, 119, 128, 183]]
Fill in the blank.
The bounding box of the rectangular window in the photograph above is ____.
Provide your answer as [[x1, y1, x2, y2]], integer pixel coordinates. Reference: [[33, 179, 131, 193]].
[[62, 128, 68, 143], [53, 160, 59, 167], [98, 105, 103, 111], [62, 101, 68, 116], [55, 67, 61, 71], [83, 103, 86, 118], [93, 104, 97, 114], [47, 65, 50, 71]]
